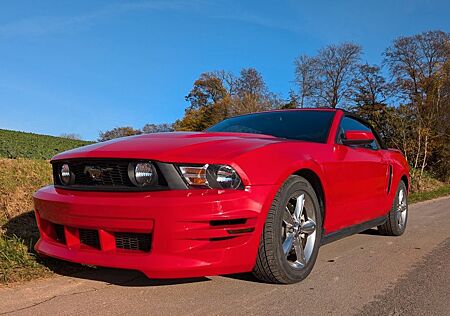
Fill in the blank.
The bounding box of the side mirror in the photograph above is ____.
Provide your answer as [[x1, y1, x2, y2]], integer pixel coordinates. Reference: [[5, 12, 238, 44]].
[[342, 130, 375, 146]]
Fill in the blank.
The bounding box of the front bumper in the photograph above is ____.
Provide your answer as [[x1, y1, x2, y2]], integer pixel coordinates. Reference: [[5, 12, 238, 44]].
[[33, 185, 276, 278]]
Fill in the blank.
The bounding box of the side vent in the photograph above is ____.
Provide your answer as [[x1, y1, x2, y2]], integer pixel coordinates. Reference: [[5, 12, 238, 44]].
[[387, 165, 393, 194]]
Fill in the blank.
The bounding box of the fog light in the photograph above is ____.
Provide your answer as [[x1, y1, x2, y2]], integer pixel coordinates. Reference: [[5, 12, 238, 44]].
[[129, 162, 156, 187], [59, 164, 72, 185]]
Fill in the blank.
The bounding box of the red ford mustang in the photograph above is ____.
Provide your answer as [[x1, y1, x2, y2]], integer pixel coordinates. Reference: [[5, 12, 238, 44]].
[[33, 109, 409, 284]]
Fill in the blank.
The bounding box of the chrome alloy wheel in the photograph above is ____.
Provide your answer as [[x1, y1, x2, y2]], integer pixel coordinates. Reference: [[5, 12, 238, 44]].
[[282, 192, 317, 269], [396, 188, 408, 229]]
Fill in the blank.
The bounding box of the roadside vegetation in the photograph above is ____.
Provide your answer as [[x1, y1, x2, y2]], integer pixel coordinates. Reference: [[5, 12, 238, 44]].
[[0, 142, 89, 283], [0, 29, 449, 285], [0, 129, 92, 160]]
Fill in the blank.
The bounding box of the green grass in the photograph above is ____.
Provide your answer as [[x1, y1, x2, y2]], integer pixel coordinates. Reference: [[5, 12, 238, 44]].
[[0, 235, 49, 283], [0, 129, 92, 160], [409, 184, 450, 203], [0, 158, 87, 284]]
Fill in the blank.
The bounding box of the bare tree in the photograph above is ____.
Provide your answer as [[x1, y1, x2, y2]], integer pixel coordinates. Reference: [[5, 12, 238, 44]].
[[294, 43, 362, 108], [98, 127, 142, 142], [351, 63, 389, 106], [142, 123, 174, 133], [294, 55, 317, 107], [60, 133, 82, 140]]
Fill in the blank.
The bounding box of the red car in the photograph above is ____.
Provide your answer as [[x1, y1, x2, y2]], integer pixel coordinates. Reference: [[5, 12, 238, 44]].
[[33, 109, 409, 284]]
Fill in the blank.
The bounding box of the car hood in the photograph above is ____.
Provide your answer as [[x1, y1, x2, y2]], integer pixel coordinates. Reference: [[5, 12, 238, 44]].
[[52, 132, 284, 163]]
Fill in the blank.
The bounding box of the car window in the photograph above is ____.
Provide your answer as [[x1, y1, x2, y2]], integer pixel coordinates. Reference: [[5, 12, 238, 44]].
[[207, 110, 335, 143], [337, 116, 380, 150]]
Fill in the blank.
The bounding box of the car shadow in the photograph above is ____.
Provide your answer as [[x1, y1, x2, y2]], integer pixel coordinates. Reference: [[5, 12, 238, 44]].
[[359, 228, 382, 236], [66, 267, 211, 287], [2, 211, 210, 287]]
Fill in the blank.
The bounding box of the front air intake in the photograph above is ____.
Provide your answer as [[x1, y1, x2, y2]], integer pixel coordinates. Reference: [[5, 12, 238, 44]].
[[115, 232, 152, 252]]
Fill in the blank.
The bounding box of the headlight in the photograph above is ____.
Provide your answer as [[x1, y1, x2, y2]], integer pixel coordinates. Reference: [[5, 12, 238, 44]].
[[178, 164, 243, 189], [128, 162, 157, 187], [59, 163, 74, 185], [215, 165, 242, 189]]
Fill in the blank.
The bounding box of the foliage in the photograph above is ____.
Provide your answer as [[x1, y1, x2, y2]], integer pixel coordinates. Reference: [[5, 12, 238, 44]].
[[98, 126, 142, 142], [98, 123, 175, 141], [0, 158, 52, 283], [382, 31, 450, 184], [59, 133, 82, 140], [142, 123, 174, 133], [409, 184, 450, 204], [0, 158, 52, 221], [0, 158, 90, 284], [0, 129, 92, 160], [174, 68, 283, 130], [0, 234, 49, 283]]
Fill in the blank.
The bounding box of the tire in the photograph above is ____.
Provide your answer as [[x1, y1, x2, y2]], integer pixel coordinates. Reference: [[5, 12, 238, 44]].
[[253, 175, 322, 284], [378, 181, 408, 236]]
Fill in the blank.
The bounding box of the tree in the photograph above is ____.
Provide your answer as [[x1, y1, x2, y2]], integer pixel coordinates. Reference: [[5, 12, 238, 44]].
[[98, 127, 142, 142], [294, 55, 317, 108], [174, 68, 282, 131], [294, 43, 362, 108], [60, 133, 82, 140], [142, 123, 174, 133], [175, 71, 232, 131], [351, 63, 389, 107], [185, 72, 230, 109], [280, 90, 300, 109], [383, 30, 450, 185]]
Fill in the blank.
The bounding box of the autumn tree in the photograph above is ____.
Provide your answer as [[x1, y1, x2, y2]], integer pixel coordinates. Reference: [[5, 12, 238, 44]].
[[384, 30, 450, 185], [174, 68, 281, 131]]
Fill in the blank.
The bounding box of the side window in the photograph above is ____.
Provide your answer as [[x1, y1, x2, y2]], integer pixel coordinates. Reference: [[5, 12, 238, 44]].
[[338, 116, 380, 150]]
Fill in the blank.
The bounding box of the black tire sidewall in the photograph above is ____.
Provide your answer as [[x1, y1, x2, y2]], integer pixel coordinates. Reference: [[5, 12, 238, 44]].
[[272, 176, 322, 283], [390, 181, 408, 235]]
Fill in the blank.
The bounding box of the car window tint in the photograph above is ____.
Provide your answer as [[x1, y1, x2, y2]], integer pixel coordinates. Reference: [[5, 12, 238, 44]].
[[338, 116, 379, 150], [207, 111, 335, 143]]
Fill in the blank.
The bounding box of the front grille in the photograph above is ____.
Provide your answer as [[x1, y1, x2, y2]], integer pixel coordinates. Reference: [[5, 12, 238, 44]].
[[52, 159, 168, 191], [79, 229, 100, 249], [115, 232, 151, 252]]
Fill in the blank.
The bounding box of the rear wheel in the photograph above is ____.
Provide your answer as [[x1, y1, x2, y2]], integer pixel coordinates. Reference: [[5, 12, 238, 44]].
[[253, 175, 322, 284], [378, 181, 408, 236]]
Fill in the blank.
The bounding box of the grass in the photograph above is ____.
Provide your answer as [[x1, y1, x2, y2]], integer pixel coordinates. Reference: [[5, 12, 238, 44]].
[[0, 158, 90, 284], [0, 235, 49, 283], [409, 184, 450, 204], [0, 129, 92, 160], [0, 129, 92, 284]]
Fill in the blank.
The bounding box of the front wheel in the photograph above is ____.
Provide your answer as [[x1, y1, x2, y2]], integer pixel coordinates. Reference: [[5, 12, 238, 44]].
[[378, 181, 408, 236], [253, 175, 322, 284]]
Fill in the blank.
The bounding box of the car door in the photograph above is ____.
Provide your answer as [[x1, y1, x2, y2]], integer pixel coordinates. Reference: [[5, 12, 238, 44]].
[[325, 115, 389, 230]]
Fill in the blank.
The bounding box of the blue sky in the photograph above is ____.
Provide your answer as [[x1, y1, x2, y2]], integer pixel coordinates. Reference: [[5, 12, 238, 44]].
[[0, 0, 449, 140]]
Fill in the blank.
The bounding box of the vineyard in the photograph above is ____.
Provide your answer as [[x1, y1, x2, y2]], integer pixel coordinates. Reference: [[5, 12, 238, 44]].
[[0, 129, 92, 160]]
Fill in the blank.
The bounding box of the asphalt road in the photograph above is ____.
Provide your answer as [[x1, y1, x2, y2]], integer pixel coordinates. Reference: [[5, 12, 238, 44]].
[[1, 196, 449, 316]]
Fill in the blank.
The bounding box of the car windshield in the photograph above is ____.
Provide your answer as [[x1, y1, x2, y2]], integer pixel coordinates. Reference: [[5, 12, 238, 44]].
[[207, 110, 336, 143]]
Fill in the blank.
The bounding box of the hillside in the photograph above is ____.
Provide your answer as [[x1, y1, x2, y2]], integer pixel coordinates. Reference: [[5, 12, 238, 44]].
[[0, 129, 93, 160]]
